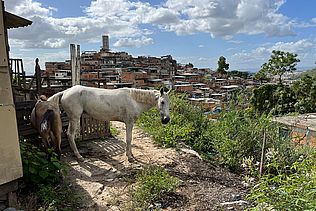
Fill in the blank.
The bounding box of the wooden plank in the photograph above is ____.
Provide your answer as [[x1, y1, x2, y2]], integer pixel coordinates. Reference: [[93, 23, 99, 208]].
[[0, 105, 23, 185], [0, 180, 18, 197], [8, 192, 17, 208], [0, 2, 7, 67]]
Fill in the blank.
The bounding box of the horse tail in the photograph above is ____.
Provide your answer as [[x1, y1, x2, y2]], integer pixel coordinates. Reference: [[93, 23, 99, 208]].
[[40, 109, 54, 133], [47, 91, 64, 106]]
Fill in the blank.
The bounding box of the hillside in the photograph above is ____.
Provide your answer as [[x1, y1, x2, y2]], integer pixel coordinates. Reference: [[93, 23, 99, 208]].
[[62, 122, 250, 210], [300, 67, 316, 77]]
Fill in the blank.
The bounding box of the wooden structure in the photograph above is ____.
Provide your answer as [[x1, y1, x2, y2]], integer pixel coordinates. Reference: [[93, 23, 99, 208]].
[[0, 2, 32, 208], [81, 113, 110, 140], [10, 51, 110, 145], [15, 100, 110, 145]]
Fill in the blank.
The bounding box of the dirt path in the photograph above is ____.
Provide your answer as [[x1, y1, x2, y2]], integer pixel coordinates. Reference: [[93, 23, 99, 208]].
[[62, 122, 249, 210]]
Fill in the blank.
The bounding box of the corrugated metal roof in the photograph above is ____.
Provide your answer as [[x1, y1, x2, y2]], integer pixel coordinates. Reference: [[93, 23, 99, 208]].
[[273, 113, 316, 132], [4, 11, 32, 29]]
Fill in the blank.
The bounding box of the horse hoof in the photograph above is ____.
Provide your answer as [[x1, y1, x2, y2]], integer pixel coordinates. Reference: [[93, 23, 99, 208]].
[[77, 156, 84, 162]]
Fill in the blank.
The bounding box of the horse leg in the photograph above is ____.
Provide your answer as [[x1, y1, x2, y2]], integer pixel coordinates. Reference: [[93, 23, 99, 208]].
[[55, 132, 62, 160], [68, 119, 84, 161], [125, 122, 134, 162]]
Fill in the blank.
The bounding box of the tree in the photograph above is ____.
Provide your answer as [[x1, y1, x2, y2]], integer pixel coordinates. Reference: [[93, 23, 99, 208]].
[[185, 62, 194, 68], [217, 56, 229, 74], [254, 66, 270, 84], [260, 50, 300, 84], [229, 70, 250, 79]]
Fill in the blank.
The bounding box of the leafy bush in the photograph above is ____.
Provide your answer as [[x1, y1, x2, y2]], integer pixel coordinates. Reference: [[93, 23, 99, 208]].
[[37, 183, 81, 210], [209, 110, 266, 170], [247, 148, 316, 210], [131, 166, 179, 210], [20, 140, 66, 186], [137, 93, 212, 151], [251, 75, 316, 115], [138, 93, 289, 171], [251, 84, 297, 115], [292, 75, 316, 113]]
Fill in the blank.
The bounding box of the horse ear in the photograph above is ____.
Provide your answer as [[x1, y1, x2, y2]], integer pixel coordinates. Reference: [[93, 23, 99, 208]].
[[160, 87, 164, 96]]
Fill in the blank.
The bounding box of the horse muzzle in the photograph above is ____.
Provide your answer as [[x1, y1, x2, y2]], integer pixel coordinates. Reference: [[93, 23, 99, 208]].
[[161, 116, 170, 124]]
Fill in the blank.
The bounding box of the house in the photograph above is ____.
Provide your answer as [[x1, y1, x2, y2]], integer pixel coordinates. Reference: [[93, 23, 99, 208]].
[[274, 113, 316, 146], [55, 69, 71, 79]]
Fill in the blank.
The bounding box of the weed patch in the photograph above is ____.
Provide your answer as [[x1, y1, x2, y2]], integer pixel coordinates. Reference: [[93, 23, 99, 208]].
[[131, 166, 180, 210]]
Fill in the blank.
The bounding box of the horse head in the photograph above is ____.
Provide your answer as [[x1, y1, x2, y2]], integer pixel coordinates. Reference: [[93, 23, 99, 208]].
[[157, 87, 170, 124]]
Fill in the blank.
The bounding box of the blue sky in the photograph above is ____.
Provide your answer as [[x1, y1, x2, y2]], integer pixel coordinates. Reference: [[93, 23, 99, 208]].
[[5, 0, 316, 74]]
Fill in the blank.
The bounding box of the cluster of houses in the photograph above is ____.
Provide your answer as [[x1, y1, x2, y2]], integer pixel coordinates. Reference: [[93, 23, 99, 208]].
[[44, 35, 258, 115]]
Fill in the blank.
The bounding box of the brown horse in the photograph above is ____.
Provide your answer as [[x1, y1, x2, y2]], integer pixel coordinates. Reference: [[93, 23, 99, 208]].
[[31, 95, 62, 159]]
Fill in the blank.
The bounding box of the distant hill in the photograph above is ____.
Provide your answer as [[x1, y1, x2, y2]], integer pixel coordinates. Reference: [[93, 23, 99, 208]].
[[300, 67, 316, 77]]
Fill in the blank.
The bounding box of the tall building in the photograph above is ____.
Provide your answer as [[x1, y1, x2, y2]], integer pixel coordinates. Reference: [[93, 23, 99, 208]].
[[102, 35, 109, 52]]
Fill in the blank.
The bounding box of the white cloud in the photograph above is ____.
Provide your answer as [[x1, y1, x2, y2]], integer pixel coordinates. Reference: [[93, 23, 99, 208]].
[[227, 40, 243, 44], [5, 0, 301, 51], [5, 0, 153, 49], [198, 44, 204, 48], [162, 0, 294, 37], [5, 0, 56, 17], [113, 36, 154, 48], [144, 8, 179, 25], [271, 39, 314, 53], [230, 39, 316, 71], [43, 38, 66, 48]]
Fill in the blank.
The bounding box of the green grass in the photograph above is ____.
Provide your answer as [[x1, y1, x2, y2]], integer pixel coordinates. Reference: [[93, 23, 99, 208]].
[[37, 183, 82, 211], [131, 166, 180, 210]]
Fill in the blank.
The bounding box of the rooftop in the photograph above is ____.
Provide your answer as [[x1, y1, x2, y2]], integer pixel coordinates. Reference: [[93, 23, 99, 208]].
[[274, 113, 316, 132]]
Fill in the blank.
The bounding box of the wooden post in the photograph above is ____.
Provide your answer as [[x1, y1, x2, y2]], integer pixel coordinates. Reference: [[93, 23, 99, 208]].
[[259, 128, 266, 177], [71, 44, 80, 86], [97, 68, 100, 88], [35, 58, 41, 94], [21, 60, 26, 89], [47, 74, 51, 88], [70, 44, 76, 86], [76, 44, 80, 85]]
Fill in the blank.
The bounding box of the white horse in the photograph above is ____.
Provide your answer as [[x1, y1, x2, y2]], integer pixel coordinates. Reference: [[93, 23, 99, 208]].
[[48, 85, 170, 162]]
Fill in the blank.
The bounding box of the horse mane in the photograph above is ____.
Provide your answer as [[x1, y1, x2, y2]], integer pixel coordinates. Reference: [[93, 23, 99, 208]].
[[128, 88, 159, 105]]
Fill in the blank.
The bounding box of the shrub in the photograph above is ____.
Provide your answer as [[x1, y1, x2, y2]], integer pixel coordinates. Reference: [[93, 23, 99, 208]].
[[138, 94, 289, 171], [251, 75, 316, 115], [247, 148, 316, 210], [37, 183, 81, 210], [20, 140, 66, 186], [137, 93, 212, 151], [131, 166, 179, 210]]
